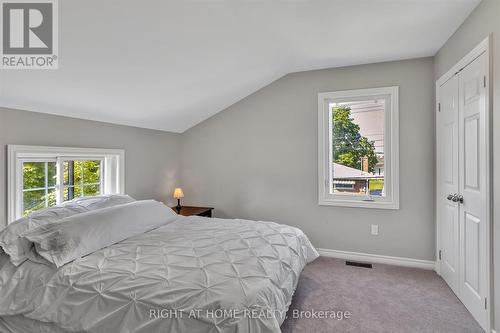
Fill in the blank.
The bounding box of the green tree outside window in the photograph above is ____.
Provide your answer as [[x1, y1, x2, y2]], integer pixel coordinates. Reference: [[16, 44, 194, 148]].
[[332, 105, 378, 172], [22, 160, 101, 216]]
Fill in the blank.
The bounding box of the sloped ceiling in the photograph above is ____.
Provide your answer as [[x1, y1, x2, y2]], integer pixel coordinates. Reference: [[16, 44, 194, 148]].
[[0, 0, 480, 133]]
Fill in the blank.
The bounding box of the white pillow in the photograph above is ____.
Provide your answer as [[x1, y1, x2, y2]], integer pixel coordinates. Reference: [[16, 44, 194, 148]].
[[23, 200, 177, 267], [61, 195, 136, 210], [0, 195, 135, 266]]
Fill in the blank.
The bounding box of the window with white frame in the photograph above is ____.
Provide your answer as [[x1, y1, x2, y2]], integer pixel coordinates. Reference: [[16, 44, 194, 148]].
[[318, 87, 399, 209], [8, 146, 125, 222]]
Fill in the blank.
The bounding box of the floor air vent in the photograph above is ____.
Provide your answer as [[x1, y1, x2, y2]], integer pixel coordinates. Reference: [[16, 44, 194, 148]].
[[345, 261, 373, 269]]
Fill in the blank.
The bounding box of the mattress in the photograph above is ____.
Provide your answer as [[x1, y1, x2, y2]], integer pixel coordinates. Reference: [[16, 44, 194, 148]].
[[0, 216, 318, 333]]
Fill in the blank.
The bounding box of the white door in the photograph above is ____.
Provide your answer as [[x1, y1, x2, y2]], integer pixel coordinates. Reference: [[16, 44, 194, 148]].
[[457, 52, 488, 329], [437, 75, 460, 295], [437, 51, 489, 332]]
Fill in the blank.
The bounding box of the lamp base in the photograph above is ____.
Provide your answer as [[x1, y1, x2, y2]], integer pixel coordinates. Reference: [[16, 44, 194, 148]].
[[176, 199, 182, 213]]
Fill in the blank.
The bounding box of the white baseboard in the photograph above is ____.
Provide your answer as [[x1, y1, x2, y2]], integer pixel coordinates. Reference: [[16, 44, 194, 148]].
[[317, 248, 436, 270]]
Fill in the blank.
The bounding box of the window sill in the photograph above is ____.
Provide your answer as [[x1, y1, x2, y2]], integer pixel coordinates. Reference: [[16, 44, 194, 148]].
[[318, 198, 399, 210]]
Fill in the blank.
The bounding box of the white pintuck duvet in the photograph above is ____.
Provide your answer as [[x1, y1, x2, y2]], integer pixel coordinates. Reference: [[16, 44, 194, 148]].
[[0, 208, 318, 333]]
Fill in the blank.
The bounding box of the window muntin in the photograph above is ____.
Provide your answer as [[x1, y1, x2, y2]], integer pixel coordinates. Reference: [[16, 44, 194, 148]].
[[318, 87, 399, 209]]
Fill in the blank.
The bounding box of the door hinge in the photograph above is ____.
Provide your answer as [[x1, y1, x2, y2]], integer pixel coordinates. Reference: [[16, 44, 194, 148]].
[[485, 297, 487, 310], [439, 250, 442, 260], [438, 103, 441, 112]]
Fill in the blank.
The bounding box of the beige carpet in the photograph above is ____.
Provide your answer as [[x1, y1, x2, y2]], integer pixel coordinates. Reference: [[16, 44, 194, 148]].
[[281, 257, 484, 333]]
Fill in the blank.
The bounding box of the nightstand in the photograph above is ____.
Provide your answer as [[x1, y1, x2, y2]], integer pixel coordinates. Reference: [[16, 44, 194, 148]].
[[173, 206, 213, 217]]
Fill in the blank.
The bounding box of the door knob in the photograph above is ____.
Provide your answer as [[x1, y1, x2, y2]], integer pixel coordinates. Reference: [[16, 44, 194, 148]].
[[446, 193, 463, 204]]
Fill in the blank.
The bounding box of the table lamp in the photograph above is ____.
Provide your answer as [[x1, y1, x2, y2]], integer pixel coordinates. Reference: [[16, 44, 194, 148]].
[[173, 188, 184, 212]]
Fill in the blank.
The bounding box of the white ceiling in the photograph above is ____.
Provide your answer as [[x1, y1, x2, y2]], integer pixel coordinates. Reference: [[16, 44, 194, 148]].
[[0, 0, 480, 133]]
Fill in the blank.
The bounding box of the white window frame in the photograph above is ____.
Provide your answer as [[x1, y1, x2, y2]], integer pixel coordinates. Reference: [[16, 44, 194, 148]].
[[318, 86, 399, 209], [8, 145, 125, 223]]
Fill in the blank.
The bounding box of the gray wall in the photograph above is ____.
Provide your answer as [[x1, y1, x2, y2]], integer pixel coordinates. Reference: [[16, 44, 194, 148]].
[[434, 0, 500, 328], [0, 107, 181, 228], [180, 57, 436, 261]]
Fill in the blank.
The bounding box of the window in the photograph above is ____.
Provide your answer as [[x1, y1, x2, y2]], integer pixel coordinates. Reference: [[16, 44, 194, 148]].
[[8, 146, 125, 222], [318, 87, 399, 209]]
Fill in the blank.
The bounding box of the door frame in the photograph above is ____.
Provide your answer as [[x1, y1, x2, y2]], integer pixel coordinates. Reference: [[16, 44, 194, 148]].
[[435, 36, 492, 332]]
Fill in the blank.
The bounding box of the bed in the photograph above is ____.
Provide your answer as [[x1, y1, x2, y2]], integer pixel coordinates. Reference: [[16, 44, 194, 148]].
[[0, 195, 318, 333]]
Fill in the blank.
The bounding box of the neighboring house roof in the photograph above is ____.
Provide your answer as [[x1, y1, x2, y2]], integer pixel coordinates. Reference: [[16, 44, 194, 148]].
[[333, 163, 383, 179]]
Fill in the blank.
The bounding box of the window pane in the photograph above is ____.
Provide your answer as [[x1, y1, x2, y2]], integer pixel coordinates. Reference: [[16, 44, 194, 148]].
[[74, 161, 83, 184], [83, 160, 100, 184], [331, 99, 385, 197], [23, 162, 45, 189], [63, 186, 71, 201], [83, 185, 100, 197], [47, 162, 57, 187], [47, 188, 57, 207], [64, 161, 73, 186], [64, 160, 82, 186], [74, 186, 82, 198], [23, 189, 45, 216]]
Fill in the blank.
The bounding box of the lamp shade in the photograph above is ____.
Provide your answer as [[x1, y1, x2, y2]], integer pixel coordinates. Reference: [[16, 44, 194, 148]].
[[173, 188, 184, 199]]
